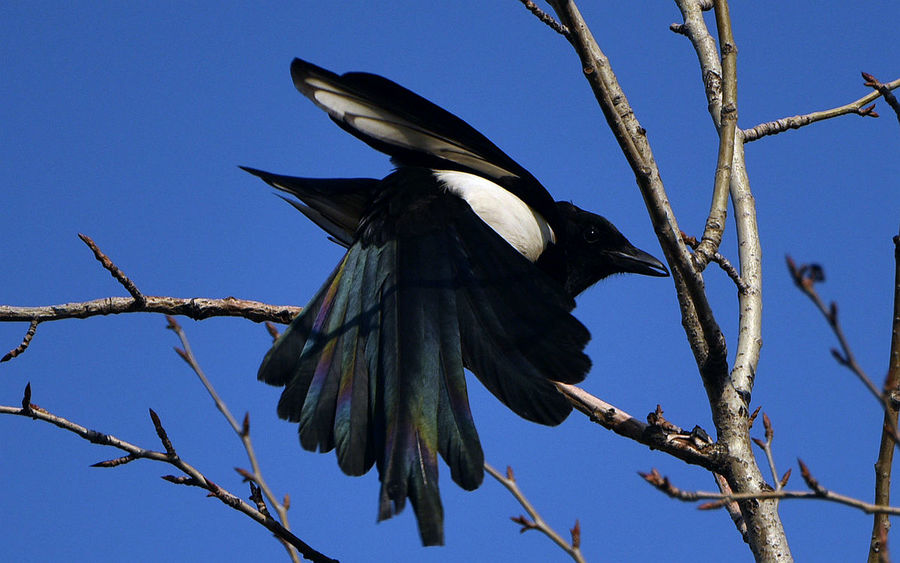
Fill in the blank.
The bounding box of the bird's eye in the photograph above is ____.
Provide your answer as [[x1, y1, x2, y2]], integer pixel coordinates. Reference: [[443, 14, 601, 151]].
[[584, 226, 600, 243]]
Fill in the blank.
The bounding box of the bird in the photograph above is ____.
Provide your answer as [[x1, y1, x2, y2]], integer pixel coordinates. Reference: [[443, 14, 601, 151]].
[[244, 58, 668, 546]]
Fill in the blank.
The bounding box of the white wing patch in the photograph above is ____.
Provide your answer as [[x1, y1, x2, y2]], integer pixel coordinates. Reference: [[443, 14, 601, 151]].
[[435, 170, 555, 262], [302, 77, 518, 180]]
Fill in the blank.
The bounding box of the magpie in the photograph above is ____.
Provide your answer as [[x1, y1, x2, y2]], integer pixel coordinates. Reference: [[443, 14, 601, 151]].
[[245, 58, 668, 546]]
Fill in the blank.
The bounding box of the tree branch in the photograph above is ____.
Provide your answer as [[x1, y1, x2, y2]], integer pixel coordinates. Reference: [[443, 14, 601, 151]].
[[555, 383, 722, 471], [78, 233, 146, 305], [2, 319, 39, 362], [485, 464, 584, 563], [786, 256, 900, 445], [640, 463, 900, 516], [517, 0, 568, 35], [0, 384, 336, 563], [0, 296, 301, 325], [0, 235, 301, 340], [689, 0, 737, 270], [868, 226, 900, 562], [742, 76, 900, 142], [166, 316, 299, 563], [668, 1, 779, 557]]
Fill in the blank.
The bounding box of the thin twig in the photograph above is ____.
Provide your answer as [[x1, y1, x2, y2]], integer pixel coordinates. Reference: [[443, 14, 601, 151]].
[[0, 385, 336, 563], [78, 233, 146, 305], [485, 463, 585, 563], [517, 0, 568, 35], [862, 72, 900, 125], [166, 316, 299, 563], [711, 473, 748, 539], [743, 77, 900, 142], [640, 465, 900, 516], [2, 319, 39, 362], [786, 256, 900, 446], [1, 234, 301, 326], [682, 233, 748, 292], [750, 413, 790, 491], [868, 226, 900, 563]]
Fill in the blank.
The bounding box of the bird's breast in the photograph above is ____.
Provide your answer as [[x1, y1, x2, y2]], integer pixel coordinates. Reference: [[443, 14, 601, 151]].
[[434, 170, 555, 262]]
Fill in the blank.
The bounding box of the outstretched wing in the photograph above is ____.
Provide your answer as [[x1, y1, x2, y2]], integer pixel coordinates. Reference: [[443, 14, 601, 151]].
[[289, 58, 561, 235]]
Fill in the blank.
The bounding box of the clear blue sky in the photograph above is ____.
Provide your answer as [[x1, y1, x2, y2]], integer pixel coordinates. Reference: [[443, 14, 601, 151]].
[[2, 3, 899, 561]]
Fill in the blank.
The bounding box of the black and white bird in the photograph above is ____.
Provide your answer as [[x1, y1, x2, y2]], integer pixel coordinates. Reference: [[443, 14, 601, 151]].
[[244, 58, 668, 546]]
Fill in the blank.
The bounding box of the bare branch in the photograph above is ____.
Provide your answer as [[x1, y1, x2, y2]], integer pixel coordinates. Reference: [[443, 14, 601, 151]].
[[673, 1, 763, 405], [868, 226, 900, 562], [743, 77, 900, 142], [1, 234, 301, 326], [862, 73, 900, 124], [2, 319, 39, 362], [165, 317, 299, 562], [78, 233, 146, 305], [265, 321, 282, 342], [516, 0, 568, 35], [555, 383, 721, 471], [751, 412, 784, 491], [485, 463, 585, 563], [786, 256, 900, 446], [0, 385, 336, 563], [667, 1, 775, 556], [641, 466, 900, 516], [711, 473, 748, 538], [689, 0, 738, 270], [0, 296, 300, 325], [682, 233, 749, 292]]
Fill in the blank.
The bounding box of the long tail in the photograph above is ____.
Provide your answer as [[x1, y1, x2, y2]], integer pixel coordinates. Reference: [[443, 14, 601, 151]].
[[258, 184, 590, 545], [259, 230, 483, 546]]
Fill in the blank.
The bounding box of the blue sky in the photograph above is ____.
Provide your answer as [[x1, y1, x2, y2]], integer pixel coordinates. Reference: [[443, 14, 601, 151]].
[[2, 3, 899, 561]]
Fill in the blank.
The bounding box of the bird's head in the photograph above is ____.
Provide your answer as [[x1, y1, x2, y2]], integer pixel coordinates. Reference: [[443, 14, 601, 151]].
[[555, 201, 669, 297]]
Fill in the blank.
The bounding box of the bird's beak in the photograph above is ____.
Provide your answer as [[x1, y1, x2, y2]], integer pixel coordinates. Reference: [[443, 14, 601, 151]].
[[610, 247, 669, 277]]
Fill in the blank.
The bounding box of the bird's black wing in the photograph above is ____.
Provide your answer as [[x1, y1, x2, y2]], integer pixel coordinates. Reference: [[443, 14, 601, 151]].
[[289, 58, 561, 234], [240, 166, 377, 247], [257, 168, 589, 545]]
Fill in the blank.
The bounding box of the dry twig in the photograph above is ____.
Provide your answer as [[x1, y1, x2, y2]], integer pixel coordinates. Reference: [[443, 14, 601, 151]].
[[517, 0, 568, 35], [166, 316, 299, 562], [0, 234, 300, 343], [868, 227, 900, 562], [743, 76, 900, 142], [682, 233, 748, 292], [640, 464, 900, 516], [786, 256, 900, 446], [484, 463, 584, 563], [0, 384, 336, 563], [2, 319, 38, 362]]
